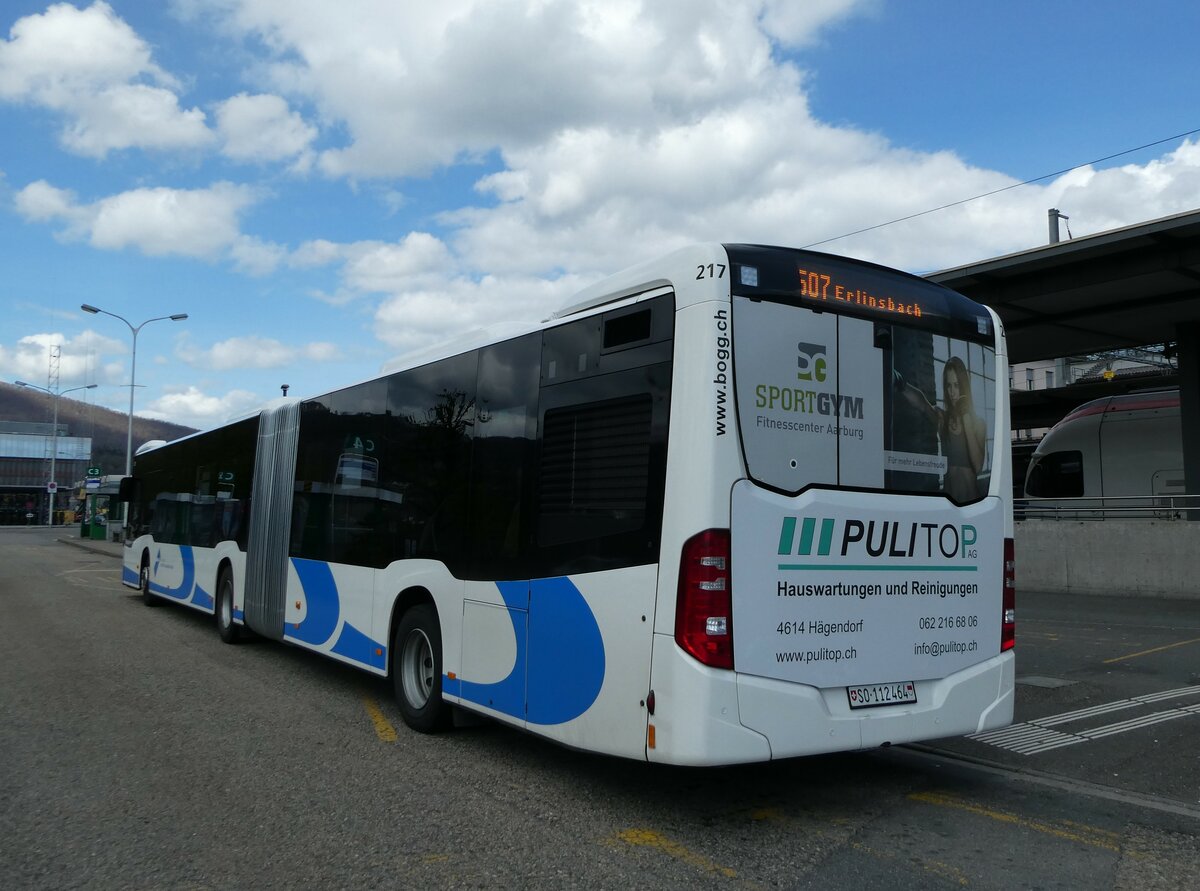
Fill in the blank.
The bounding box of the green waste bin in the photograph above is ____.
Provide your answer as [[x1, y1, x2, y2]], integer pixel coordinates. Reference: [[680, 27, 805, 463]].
[[81, 494, 111, 540]]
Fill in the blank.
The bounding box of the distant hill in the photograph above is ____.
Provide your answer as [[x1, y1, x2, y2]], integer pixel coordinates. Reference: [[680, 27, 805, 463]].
[[0, 381, 196, 475]]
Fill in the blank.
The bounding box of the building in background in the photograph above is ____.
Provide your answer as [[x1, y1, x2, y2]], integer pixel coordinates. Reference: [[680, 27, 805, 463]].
[[0, 421, 92, 525]]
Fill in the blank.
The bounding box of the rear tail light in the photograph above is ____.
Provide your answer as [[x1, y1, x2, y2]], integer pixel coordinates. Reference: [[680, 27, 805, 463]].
[[1001, 537, 1015, 651], [676, 529, 734, 669]]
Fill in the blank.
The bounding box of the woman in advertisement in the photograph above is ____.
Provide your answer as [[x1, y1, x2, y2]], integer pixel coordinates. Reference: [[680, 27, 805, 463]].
[[895, 356, 987, 501]]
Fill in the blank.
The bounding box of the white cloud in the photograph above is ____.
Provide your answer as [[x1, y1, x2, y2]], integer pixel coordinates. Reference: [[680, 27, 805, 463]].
[[195, 0, 807, 179], [90, 184, 255, 256], [374, 272, 589, 355], [1049, 140, 1200, 237], [758, 0, 876, 47], [0, 330, 126, 388], [284, 232, 458, 302], [140, 385, 261, 427], [230, 235, 288, 275], [177, 335, 341, 370], [63, 83, 211, 156], [15, 180, 267, 261], [0, 2, 213, 156], [339, 233, 456, 293], [215, 92, 317, 164], [290, 238, 342, 268], [13, 179, 82, 223]]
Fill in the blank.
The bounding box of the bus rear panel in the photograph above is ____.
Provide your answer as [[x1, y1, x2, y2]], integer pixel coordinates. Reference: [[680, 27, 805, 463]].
[[645, 245, 1014, 764]]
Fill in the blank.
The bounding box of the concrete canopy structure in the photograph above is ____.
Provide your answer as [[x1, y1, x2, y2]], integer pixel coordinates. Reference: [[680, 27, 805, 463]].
[[929, 208, 1200, 363], [928, 208, 1200, 499]]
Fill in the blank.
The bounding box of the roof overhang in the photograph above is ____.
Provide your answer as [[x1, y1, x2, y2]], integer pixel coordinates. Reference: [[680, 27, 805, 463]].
[[928, 208, 1200, 364]]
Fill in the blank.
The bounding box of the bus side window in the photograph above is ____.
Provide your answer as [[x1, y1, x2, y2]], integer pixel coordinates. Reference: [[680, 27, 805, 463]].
[[466, 334, 540, 580], [537, 393, 653, 548]]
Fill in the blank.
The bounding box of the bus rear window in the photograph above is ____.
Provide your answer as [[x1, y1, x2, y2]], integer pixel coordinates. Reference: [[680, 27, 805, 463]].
[[733, 297, 996, 503]]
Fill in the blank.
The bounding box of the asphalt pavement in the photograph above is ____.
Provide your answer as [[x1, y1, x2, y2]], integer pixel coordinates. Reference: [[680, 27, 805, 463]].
[[2, 525, 1197, 888], [48, 525, 1200, 811]]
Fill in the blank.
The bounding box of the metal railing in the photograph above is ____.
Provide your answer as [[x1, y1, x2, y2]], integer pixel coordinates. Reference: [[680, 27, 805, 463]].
[[1016, 494, 1200, 521]]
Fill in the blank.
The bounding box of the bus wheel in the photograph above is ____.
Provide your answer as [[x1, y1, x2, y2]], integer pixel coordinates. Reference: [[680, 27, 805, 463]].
[[393, 604, 451, 733], [215, 568, 241, 644], [140, 556, 157, 607]]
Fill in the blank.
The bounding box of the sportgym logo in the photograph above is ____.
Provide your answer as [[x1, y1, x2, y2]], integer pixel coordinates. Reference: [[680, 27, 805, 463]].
[[797, 341, 827, 383]]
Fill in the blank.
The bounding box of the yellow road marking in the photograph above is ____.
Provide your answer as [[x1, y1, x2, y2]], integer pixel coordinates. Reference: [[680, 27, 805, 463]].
[[1061, 819, 1121, 840], [1103, 636, 1200, 664], [362, 696, 398, 743], [909, 791, 1129, 855], [614, 828, 737, 879], [850, 841, 969, 886], [745, 806, 968, 885]]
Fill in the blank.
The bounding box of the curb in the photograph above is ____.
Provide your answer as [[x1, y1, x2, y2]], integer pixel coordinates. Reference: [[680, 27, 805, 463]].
[[58, 537, 123, 559]]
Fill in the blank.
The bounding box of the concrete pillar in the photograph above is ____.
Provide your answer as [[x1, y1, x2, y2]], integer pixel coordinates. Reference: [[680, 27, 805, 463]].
[[1176, 322, 1200, 519]]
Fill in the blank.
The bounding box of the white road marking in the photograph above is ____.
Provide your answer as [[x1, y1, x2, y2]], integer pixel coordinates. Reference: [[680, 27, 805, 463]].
[[969, 685, 1200, 755]]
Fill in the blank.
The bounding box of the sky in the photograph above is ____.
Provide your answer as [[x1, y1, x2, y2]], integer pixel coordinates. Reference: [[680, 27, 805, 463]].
[[2, 0, 1199, 431]]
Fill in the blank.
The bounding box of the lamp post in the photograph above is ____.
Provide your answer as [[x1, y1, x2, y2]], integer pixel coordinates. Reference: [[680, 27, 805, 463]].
[[15, 381, 98, 525], [81, 304, 188, 536]]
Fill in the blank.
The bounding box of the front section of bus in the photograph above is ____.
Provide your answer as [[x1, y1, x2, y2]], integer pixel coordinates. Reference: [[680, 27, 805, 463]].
[[648, 245, 1014, 765]]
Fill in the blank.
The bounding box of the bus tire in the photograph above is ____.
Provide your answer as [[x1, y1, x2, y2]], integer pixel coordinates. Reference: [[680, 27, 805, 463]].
[[393, 603, 451, 733], [215, 567, 241, 644], [140, 555, 157, 607]]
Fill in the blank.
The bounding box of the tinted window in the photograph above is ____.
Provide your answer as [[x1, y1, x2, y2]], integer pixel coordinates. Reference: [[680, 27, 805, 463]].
[[1025, 450, 1084, 498], [385, 353, 478, 569], [291, 378, 393, 566], [290, 358, 479, 570], [280, 293, 673, 578], [532, 296, 674, 576], [132, 416, 258, 548], [466, 334, 540, 579], [734, 299, 996, 505], [538, 394, 652, 546]]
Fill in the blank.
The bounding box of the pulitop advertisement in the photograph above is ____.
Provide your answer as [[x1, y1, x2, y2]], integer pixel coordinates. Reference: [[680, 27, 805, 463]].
[[731, 483, 1003, 687], [730, 294, 1002, 687]]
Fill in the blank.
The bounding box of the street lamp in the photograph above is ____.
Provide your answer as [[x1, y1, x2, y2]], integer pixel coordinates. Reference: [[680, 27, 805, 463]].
[[81, 304, 188, 536], [15, 380, 98, 525]]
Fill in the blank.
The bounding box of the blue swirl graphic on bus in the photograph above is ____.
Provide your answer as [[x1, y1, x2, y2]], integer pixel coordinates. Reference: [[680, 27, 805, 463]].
[[288, 559, 341, 645], [150, 546, 195, 601], [148, 547, 213, 609], [287, 558, 386, 670], [527, 577, 605, 725], [454, 577, 605, 726]]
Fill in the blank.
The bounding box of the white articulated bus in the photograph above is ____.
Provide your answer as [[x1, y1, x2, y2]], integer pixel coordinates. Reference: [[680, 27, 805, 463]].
[[121, 244, 1014, 766]]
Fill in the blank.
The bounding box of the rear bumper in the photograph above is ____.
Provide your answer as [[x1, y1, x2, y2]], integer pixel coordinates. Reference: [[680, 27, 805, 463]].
[[646, 633, 1013, 765], [737, 650, 1014, 758]]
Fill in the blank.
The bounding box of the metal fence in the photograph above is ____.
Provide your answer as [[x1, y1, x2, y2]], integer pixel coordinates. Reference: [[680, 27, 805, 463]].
[[1016, 495, 1200, 521]]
